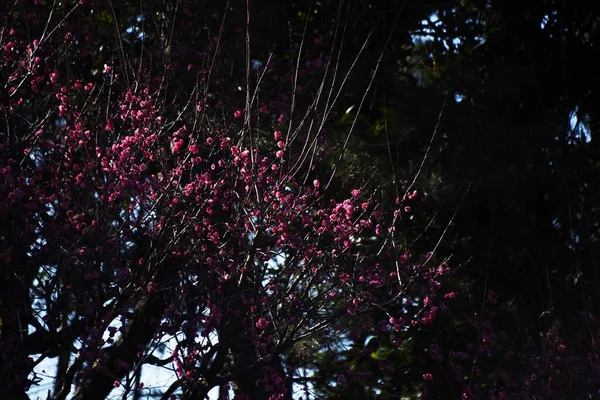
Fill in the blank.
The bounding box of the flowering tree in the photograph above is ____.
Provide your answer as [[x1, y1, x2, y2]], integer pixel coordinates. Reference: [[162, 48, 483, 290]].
[[0, 1, 451, 399], [425, 291, 600, 400]]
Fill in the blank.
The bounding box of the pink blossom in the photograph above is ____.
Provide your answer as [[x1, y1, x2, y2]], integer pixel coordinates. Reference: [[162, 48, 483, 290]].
[[4, 41, 15, 53], [256, 317, 269, 330], [172, 139, 184, 153]]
